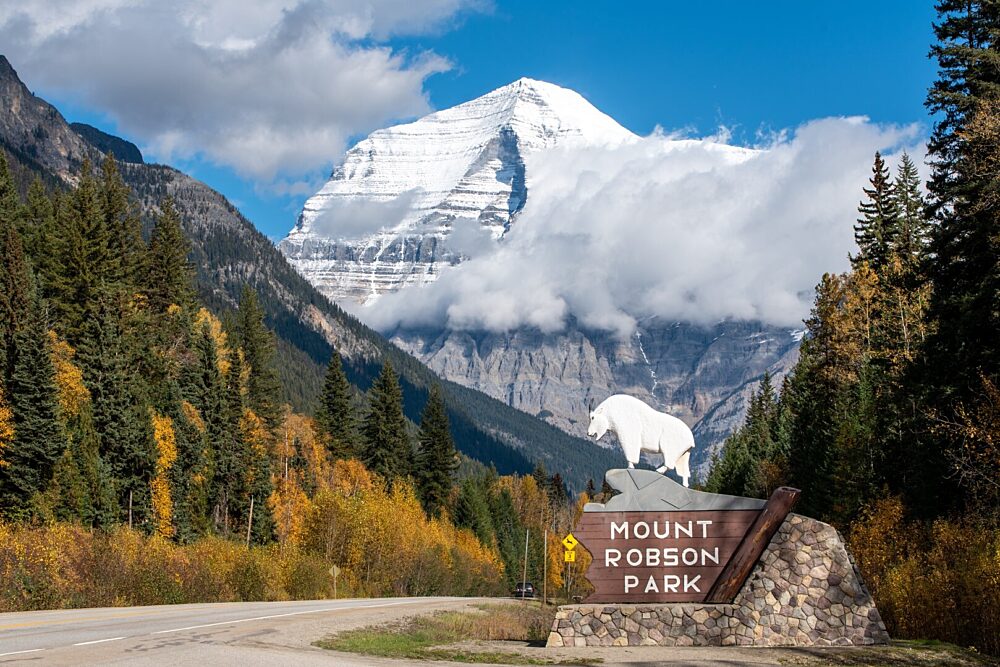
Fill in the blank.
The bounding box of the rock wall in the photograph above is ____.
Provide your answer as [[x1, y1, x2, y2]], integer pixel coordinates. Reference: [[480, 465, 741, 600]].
[[547, 513, 889, 647]]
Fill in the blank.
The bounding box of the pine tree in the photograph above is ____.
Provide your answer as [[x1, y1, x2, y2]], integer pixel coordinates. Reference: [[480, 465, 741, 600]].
[[50, 160, 116, 342], [213, 346, 245, 535], [144, 197, 195, 313], [891, 152, 930, 272], [77, 296, 153, 523], [415, 385, 458, 517], [100, 156, 145, 287], [853, 152, 898, 270], [235, 287, 281, 430], [362, 360, 412, 483], [913, 0, 1000, 513], [20, 178, 58, 280], [315, 351, 356, 459], [0, 280, 66, 518]]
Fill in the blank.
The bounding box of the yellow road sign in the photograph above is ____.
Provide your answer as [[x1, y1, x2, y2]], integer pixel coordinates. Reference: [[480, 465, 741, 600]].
[[561, 533, 578, 550], [564, 550, 576, 563]]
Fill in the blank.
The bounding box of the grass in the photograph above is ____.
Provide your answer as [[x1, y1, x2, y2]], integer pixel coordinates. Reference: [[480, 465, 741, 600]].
[[314, 602, 593, 665]]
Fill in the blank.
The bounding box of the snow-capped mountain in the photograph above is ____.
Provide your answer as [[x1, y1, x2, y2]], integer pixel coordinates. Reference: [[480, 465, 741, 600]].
[[279, 78, 637, 304], [279, 78, 803, 475]]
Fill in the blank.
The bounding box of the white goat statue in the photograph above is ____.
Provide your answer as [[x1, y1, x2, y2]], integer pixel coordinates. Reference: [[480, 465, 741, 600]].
[[587, 394, 695, 487]]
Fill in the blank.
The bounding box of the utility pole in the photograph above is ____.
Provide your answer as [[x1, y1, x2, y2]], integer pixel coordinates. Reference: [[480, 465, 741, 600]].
[[246, 496, 254, 547], [543, 528, 548, 605], [522, 528, 530, 596]]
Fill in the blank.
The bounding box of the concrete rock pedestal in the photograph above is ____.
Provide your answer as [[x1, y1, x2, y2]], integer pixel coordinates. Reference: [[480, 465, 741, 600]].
[[547, 514, 889, 648]]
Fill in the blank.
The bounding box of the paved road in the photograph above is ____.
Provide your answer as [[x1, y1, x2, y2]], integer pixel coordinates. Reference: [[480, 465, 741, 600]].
[[0, 597, 475, 665]]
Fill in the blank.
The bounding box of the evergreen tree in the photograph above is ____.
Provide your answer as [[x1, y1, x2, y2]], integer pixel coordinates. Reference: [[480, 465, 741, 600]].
[[50, 160, 116, 342], [362, 360, 412, 483], [415, 385, 458, 517], [853, 152, 898, 270], [315, 351, 356, 459], [144, 197, 195, 313], [20, 178, 57, 281], [235, 287, 281, 430], [213, 346, 245, 535], [100, 156, 144, 287], [77, 296, 153, 524], [891, 152, 930, 272], [0, 280, 66, 518], [453, 477, 495, 546], [914, 0, 1000, 513]]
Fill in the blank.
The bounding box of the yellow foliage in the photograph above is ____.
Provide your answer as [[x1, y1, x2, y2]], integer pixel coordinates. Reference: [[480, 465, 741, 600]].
[[303, 462, 503, 597], [150, 410, 178, 539], [0, 381, 11, 468], [194, 308, 230, 375], [181, 400, 205, 433], [47, 331, 90, 418], [269, 476, 312, 549], [0, 521, 337, 611], [849, 498, 1000, 656]]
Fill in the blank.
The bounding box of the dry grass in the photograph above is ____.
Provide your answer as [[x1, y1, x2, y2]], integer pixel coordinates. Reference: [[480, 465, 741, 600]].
[[315, 602, 573, 664]]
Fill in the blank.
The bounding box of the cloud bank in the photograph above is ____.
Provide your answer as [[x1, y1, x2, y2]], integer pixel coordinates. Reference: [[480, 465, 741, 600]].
[[363, 118, 925, 336], [0, 0, 482, 181]]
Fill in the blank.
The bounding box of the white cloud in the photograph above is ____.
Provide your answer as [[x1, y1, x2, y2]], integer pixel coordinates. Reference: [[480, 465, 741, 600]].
[[366, 118, 926, 336], [0, 0, 483, 181], [310, 189, 421, 239]]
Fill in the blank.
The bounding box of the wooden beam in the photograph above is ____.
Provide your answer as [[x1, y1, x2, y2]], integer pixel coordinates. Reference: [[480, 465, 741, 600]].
[[704, 486, 800, 603]]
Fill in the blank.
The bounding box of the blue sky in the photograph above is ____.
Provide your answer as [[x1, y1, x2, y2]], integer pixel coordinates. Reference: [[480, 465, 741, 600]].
[[26, 1, 938, 241]]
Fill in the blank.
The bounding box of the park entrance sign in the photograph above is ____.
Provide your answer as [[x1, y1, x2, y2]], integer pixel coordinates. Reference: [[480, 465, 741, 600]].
[[548, 467, 891, 647], [575, 469, 798, 604]]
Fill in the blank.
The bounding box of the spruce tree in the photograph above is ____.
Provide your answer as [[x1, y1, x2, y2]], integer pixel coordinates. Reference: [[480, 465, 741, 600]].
[[77, 296, 153, 523], [144, 197, 195, 313], [415, 385, 458, 517], [315, 351, 357, 459], [100, 156, 145, 287], [891, 152, 929, 272], [852, 152, 898, 270], [362, 360, 411, 483], [235, 287, 282, 430], [20, 178, 57, 280], [0, 280, 66, 518], [914, 0, 1000, 513], [213, 346, 245, 535], [50, 160, 116, 342]]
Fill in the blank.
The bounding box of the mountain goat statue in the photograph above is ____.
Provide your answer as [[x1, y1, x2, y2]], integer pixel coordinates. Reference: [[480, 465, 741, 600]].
[[587, 394, 695, 487]]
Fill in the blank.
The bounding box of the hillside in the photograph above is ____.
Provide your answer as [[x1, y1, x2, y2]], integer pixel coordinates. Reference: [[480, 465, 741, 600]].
[[0, 55, 621, 489]]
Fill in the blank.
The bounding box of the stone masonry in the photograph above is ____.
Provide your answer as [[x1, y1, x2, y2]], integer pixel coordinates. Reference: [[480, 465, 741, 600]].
[[547, 513, 889, 647]]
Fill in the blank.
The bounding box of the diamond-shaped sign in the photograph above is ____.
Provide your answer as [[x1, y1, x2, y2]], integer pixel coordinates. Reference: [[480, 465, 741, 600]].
[[561, 533, 579, 550]]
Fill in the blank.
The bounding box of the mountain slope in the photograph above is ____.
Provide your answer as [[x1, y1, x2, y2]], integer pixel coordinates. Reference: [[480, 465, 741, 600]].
[[279, 78, 638, 304], [278, 75, 802, 474], [0, 55, 620, 489]]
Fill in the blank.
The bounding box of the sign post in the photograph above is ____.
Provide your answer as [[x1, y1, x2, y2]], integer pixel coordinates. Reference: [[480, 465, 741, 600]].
[[329, 564, 340, 598]]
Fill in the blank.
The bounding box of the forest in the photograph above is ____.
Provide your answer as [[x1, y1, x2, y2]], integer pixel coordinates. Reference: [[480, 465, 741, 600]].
[[0, 154, 588, 608], [706, 1, 1000, 655]]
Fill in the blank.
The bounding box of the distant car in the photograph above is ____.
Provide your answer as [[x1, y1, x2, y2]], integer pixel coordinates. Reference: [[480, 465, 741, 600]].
[[512, 582, 535, 598]]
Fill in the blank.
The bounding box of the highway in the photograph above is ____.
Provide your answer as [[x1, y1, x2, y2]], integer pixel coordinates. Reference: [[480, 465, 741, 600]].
[[0, 596, 474, 665]]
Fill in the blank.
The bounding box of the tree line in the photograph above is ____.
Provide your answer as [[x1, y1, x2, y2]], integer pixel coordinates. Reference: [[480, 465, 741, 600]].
[[0, 152, 471, 542], [706, 1, 999, 653]]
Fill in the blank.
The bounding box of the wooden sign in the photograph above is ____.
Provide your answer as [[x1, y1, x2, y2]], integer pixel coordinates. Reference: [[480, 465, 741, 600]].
[[576, 477, 800, 604], [575, 509, 758, 603]]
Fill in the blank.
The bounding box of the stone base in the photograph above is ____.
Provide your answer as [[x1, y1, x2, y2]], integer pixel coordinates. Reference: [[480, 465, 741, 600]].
[[546, 514, 890, 647]]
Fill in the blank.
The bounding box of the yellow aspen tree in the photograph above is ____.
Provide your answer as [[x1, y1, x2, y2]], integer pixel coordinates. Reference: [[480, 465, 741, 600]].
[[0, 381, 13, 468], [47, 331, 90, 418], [194, 308, 231, 375], [150, 410, 178, 538]]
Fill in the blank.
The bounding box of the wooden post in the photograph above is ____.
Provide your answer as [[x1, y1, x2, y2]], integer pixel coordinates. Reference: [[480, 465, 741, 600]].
[[128, 490, 133, 530], [705, 486, 800, 603], [246, 496, 254, 547]]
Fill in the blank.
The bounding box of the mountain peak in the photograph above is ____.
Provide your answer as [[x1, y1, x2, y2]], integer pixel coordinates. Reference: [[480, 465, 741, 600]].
[[280, 78, 636, 304]]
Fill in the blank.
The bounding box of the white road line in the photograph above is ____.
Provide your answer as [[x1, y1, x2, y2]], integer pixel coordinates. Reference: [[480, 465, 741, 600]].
[[0, 648, 45, 657], [73, 637, 127, 646], [151, 599, 429, 635]]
